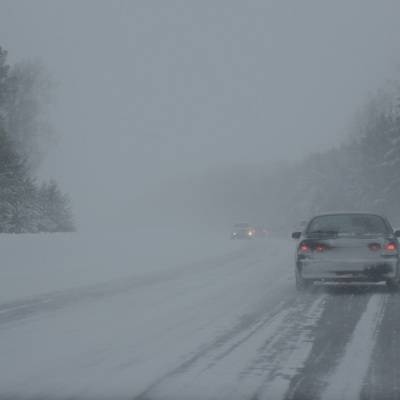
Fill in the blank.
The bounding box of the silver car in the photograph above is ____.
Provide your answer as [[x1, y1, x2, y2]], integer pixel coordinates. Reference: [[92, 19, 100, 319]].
[[292, 213, 400, 291]]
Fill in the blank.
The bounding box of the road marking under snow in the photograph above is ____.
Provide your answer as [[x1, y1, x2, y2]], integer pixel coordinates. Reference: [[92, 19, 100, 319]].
[[321, 294, 387, 400]]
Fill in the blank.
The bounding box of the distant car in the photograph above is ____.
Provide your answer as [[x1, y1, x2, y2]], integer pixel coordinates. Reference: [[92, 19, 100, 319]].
[[291, 213, 400, 291], [231, 223, 255, 239]]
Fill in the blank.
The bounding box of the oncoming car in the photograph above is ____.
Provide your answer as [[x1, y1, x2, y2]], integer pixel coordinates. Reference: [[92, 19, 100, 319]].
[[231, 223, 255, 239], [291, 213, 400, 291]]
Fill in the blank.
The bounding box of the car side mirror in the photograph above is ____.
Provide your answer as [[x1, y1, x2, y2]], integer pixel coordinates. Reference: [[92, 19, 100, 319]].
[[292, 232, 301, 239], [394, 230, 400, 238]]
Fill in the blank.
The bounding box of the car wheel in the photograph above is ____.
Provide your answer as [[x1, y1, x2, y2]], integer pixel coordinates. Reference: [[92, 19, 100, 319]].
[[295, 270, 312, 291], [386, 279, 400, 292]]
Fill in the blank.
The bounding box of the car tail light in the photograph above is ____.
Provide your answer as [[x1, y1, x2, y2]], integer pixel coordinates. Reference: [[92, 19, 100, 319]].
[[385, 242, 397, 252], [315, 244, 328, 252], [368, 243, 381, 251], [299, 243, 311, 253]]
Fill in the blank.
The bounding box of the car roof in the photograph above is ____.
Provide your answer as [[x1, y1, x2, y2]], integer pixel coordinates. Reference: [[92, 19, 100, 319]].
[[305, 213, 392, 229], [310, 212, 387, 219]]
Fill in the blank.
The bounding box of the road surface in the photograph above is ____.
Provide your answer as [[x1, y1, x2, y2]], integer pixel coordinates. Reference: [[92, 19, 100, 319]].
[[0, 238, 399, 399]]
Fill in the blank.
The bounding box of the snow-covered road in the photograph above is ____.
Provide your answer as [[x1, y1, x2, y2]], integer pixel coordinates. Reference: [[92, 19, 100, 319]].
[[0, 234, 398, 399]]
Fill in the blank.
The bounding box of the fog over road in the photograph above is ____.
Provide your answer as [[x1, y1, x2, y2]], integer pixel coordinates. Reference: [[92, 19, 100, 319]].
[[0, 237, 398, 400], [2, 2, 400, 399]]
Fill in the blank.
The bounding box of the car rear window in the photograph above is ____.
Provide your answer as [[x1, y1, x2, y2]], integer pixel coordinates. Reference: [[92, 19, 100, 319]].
[[306, 214, 391, 235]]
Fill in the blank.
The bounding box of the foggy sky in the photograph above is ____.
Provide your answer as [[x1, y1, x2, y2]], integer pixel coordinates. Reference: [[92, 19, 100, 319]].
[[1, 0, 400, 229]]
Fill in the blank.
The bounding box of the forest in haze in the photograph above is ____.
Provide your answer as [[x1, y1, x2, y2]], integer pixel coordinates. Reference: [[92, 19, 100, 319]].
[[153, 81, 400, 233], [2, 41, 400, 236], [0, 46, 74, 233]]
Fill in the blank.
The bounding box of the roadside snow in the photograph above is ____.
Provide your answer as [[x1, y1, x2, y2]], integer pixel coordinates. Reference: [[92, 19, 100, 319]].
[[0, 229, 256, 303]]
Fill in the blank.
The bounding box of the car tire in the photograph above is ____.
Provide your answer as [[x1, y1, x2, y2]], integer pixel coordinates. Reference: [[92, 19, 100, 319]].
[[387, 279, 400, 292], [295, 270, 312, 291]]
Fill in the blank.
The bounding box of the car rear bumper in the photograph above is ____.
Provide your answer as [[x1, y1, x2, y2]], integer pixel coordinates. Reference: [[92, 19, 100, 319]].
[[298, 259, 399, 282]]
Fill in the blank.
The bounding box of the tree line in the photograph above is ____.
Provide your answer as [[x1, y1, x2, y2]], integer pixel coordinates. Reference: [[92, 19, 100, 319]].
[[0, 46, 74, 233], [269, 84, 400, 231], [156, 81, 400, 233]]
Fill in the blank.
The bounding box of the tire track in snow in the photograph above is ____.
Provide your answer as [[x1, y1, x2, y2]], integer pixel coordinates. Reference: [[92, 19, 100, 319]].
[[321, 293, 387, 400], [360, 292, 400, 400], [243, 294, 327, 400], [133, 295, 297, 400], [283, 286, 388, 400], [136, 293, 327, 400]]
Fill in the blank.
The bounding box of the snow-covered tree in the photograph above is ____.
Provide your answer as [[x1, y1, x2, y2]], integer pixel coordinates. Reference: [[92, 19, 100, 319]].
[[0, 126, 36, 232], [37, 180, 75, 232], [0, 45, 74, 233], [2, 61, 53, 170]]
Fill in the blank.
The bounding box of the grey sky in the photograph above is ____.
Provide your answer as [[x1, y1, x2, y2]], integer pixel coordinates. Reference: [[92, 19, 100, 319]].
[[1, 0, 400, 228]]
